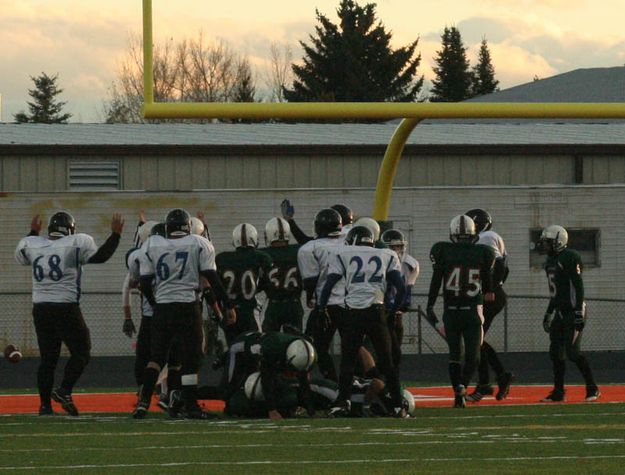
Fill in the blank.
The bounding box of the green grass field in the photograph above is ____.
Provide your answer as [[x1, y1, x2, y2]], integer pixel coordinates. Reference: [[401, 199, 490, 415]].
[[2, 403, 625, 474]]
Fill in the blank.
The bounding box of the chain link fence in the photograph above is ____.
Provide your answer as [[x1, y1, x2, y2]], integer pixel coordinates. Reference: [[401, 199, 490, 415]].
[[2, 292, 623, 357]]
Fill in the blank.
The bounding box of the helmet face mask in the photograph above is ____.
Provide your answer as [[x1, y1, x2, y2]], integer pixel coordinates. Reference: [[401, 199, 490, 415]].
[[465, 208, 492, 234], [314, 208, 342, 238], [233, 223, 259, 248], [264, 217, 291, 246], [449, 215, 477, 243], [48, 211, 76, 238], [165, 209, 191, 237], [538, 225, 568, 254], [381, 229, 407, 258], [345, 225, 375, 247]]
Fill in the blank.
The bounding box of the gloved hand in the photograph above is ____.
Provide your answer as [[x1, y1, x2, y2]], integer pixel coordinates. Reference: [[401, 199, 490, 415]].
[[574, 310, 585, 331], [543, 312, 554, 333], [281, 199, 295, 219], [123, 318, 136, 338]]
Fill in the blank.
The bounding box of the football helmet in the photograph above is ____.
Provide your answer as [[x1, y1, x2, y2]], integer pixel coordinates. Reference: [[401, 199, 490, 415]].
[[331, 204, 353, 226], [314, 208, 342, 238], [285, 338, 316, 371], [345, 225, 375, 247], [381, 229, 407, 257], [165, 209, 191, 237], [354, 217, 381, 241], [539, 225, 568, 253], [402, 389, 416, 416], [449, 215, 477, 243], [190, 217, 205, 236], [233, 223, 258, 248], [48, 211, 76, 237], [151, 222, 166, 237], [244, 372, 264, 401], [264, 217, 291, 245], [465, 208, 492, 233], [138, 220, 158, 244]]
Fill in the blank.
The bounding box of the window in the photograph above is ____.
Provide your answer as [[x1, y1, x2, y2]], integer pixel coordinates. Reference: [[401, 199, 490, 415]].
[[68, 161, 120, 190], [529, 228, 600, 268]]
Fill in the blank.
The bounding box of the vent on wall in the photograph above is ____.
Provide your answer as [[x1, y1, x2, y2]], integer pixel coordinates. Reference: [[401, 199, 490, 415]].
[[68, 161, 120, 190]]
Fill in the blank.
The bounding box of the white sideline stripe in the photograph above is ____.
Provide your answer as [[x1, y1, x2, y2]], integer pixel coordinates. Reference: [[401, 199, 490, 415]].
[[3, 454, 625, 470]]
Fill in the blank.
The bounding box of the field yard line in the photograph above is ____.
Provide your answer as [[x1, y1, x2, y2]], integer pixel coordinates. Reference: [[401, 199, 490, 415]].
[[4, 454, 625, 471]]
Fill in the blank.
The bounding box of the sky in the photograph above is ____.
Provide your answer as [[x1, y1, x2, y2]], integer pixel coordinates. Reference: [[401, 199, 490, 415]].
[[1, 0, 624, 122]]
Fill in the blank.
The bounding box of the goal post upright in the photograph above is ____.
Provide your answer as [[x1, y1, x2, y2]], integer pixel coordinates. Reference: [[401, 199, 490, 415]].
[[142, 0, 625, 220]]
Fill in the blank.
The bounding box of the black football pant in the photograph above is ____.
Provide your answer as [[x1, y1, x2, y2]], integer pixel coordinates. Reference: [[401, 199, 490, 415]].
[[33, 303, 91, 406], [134, 315, 182, 388], [443, 307, 483, 389], [337, 305, 402, 409], [477, 286, 507, 386], [305, 305, 347, 382]]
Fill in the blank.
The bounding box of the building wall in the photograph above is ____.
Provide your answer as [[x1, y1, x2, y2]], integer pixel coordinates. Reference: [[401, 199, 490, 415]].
[[1, 185, 623, 356]]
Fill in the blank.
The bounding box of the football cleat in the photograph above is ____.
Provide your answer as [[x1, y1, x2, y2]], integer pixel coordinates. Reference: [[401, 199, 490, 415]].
[[168, 390, 184, 418], [585, 386, 601, 402], [132, 400, 149, 419], [38, 404, 55, 416], [51, 388, 79, 416], [182, 402, 218, 420], [393, 406, 410, 419], [466, 385, 494, 403], [541, 389, 565, 402], [327, 399, 351, 418], [453, 385, 466, 408], [157, 393, 169, 412], [496, 372, 515, 401]]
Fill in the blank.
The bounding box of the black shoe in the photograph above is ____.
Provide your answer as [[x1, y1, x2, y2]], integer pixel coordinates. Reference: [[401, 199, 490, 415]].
[[132, 400, 149, 419], [454, 385, 466, 408], [39, 404, 55, 416], [51, 388, 79, 416], [466, 384, 494, 403], [585, 386, 601, 402], [393, 406, 410, 419], [496, 372, 515, 401], [168, 390, 184, 418], [182, 402, 218, 420], [541, 389, 565, 402], [157, 393, 169, 412], [328, 400, 351, 418]]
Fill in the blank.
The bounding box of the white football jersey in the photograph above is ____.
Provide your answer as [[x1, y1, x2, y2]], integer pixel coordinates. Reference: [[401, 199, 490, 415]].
[[127, 246, 154, 317], [328, 246, 400, 309], [140, 234, 216, 304], [339, 223, 353, 243], [477, 230, 507, 259], [297, 237, 345, 306], [15, 234, 98, 303], [401, 253, 420, 286]]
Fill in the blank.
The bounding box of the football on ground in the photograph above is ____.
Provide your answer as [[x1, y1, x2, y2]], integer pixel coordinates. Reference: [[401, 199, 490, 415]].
[[4, 344, 22, 364]]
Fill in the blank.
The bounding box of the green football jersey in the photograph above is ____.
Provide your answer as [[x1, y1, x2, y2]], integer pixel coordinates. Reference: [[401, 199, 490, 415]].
[[216, 248, 273, 308], [544, 248, 584, 311], [239, 331, 301, 370], [259, 244, 302, 300], [429, 241, 496, 306]]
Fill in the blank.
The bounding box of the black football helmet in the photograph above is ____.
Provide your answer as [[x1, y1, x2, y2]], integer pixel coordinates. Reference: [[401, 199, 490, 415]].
[[151, 222, 167, 237], [381, 229, 407, 256], [465, 208, 492, 233], [48, 211, 76, 237], [330, 204, 353, 226], [345, 225, 374, 247], [314, 208, 342, 238], [165, 209, 191, 237]]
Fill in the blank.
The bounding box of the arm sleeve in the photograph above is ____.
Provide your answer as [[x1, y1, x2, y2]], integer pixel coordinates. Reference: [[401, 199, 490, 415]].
[[139, 275, 156, 307], [546, 297, 556, 314], [132, 219, 145, 248], [122, 273, 133, 307], [201, 269, 233, 309], [14, 239, 31, 266], [493, 256, 508, 285], [387, 270, 406, 313], [480, 247, 496, 294], [318, 273, 342, 308], [567, 256, 584, 311], [87, 233, 121, 264], [427, 267, 443, 309], [288, 218, 313, 245]]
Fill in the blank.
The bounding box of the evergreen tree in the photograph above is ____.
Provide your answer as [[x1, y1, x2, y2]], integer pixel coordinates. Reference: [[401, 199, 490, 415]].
[[471, 38, 499, 97], [284, 0, 423, 103], [232, 59, 256, 103], [430, 26, 472, 102], [14, 72, 72, 123]]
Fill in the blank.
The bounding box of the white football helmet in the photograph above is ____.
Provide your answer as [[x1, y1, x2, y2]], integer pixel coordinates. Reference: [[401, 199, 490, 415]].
[[449, 215, 477, 243], [232, 223, 258, 248], [540, 224, 568, 253], [285, 338, 316, 371], [190, 217, 205, 236], [138, 220, 158, 244], [264, 217, 291, 245], [354, 217, 381, 241], [244, 371, 264, 401], [402, 389, 416, 416]]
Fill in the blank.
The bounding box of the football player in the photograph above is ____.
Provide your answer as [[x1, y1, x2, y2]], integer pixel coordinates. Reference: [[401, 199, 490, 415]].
[[259, 217, 304, 332], [281, 199, 354, 244], [537, 225, 600, 402], [319, 226, 408, 418], [297, 208, 345, 381], [381, 229, 419, 366], [464, 209, 514, 403], [426, 215, 495, 408], [216, 223, 273, 345], [15, 211, 124, 416], [133, 208, 235, 419]]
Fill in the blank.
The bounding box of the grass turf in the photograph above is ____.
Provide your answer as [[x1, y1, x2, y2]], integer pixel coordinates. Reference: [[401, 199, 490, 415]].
[[1, 403, 625, 474]]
